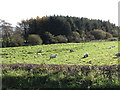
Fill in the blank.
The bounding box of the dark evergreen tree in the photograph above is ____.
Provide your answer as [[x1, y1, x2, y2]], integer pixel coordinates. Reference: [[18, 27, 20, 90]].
[[18, 15, 119, 44]]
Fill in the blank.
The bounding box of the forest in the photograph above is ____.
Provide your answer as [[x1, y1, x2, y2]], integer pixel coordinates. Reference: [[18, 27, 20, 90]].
[[0, 15, 119, 47]]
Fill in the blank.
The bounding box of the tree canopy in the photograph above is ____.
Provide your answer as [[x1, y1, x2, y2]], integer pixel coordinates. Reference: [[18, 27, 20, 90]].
[[1, 15, 119, 47], [18, 15, 119, 44]]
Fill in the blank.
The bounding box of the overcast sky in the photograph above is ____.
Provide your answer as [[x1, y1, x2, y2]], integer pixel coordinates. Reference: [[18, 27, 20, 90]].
[[0, 0, 119, 26]]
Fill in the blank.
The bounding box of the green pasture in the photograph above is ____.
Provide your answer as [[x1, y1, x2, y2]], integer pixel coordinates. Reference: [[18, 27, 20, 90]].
[[1, 41, 119, 65]]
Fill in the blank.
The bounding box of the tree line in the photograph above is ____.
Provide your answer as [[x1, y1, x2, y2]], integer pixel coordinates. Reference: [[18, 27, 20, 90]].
[[0, 15, 119, 47]]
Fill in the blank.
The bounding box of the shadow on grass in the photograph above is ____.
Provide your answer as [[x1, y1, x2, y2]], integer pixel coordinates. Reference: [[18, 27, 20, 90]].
[[2, 70, 94, 89], [112, 56, 120, 59], [2, 71, 120, 89], [2, 64, 120, 89]]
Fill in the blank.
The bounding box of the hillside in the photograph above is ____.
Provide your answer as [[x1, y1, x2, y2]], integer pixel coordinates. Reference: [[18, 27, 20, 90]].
[[1, 41, 119, 65]]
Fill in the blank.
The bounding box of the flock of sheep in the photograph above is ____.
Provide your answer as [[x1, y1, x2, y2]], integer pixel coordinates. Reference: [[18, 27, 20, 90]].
[[36, 45, 120, 59], [36, 49, 89, 59]]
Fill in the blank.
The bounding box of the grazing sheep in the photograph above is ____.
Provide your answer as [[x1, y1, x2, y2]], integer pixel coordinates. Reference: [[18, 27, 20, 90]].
[[50, 54, 58, 59], [38, 49, 44, 53], [114, 53, 120, 57], [83, 53, 89, 58], [70, 49, 74, 52], [112, 46, 116, 48], [108, 46, 116, 49]]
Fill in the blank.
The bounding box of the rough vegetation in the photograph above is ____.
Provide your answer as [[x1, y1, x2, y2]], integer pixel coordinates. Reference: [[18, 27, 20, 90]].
[[1, 64, 120, 88]]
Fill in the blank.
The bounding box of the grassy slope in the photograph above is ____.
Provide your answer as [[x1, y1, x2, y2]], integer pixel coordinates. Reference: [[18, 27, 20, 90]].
[[1, 41, 119, 65]]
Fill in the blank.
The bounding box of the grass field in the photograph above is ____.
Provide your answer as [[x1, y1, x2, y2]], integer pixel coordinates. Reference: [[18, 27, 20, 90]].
[[1, 41, 119, 65], [1, 41, 120, 89]]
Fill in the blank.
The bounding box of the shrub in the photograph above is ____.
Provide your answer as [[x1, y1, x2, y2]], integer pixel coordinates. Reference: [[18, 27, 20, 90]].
[[55, 35, 68, 43], [111, 30, 118, 37], [107, 38, 118, 41], [2, 33, 24, 47], [79, 30, 87, 42], [44, 32, 59, 44], [2, 41, 6, 47], [105, 32, 113, 39], [87, 34, 95, 41], [67, 32, 81, 43], [28, 34, 43, 45], [10, 34, 24, 47], [90, 29, 106, 40]]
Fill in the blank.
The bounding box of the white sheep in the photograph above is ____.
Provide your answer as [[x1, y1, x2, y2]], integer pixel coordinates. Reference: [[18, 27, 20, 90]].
[[50, 54, 58, 59], [83, 53, 89, 58]]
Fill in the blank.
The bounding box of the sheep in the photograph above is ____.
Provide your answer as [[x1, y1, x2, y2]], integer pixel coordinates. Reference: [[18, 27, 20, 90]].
[[108, 46, 116, 49], [70, 49, 74, 52], [36, 53, 41, 55], [112, 46, 116, 48], [114, 53, 120, 57], [50, 54, 58, 59], [83, 53, 89, 58], [38, 49, 44, 53]]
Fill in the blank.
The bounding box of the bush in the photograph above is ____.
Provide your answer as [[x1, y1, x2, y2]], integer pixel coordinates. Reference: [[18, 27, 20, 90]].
[[105, 32, 113, 39], [67, 32, 81, 43], [43, 32, 57, 44], [90, 29, 107, 40], [28, 34, 43, 45], [107, 38, 118, 41], [10, 34, 24, 47], [55, 35, 68, 43], [111, 30, 118, 37], [2, 33, 24, 47], [87, 34, 95, 41], [2, 41, 6, 48]]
